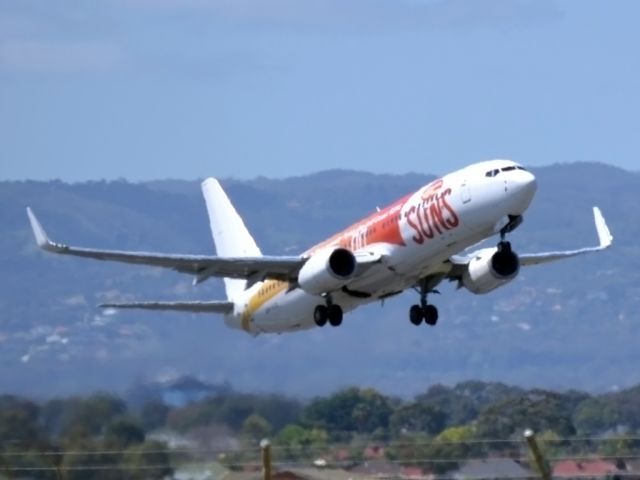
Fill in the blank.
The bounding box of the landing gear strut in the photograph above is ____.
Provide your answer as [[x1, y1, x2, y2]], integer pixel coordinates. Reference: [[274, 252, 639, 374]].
[[499, 214, 523, 240], [409, 279, 439, 326], [314, 297, 343, 328], [498, 224, 511, 251]]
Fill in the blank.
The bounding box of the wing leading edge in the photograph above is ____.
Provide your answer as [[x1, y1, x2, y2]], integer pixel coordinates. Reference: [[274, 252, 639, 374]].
[[26, 208, 305, 283]]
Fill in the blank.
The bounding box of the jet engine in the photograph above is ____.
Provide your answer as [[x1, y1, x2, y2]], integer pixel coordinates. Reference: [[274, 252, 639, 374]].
[[298, 248, 357, 295], [461, 243, 520, 294]]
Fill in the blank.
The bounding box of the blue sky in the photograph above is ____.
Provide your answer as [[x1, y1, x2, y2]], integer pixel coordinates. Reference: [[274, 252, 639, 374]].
[[1, 0, 639, 181]]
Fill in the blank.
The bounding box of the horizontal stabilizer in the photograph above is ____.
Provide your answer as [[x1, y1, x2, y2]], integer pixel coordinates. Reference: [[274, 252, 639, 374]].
[[99, 300, 234, 313]]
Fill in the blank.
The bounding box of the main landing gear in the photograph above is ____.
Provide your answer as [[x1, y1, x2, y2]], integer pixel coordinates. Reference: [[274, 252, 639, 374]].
[[409, 279, 439, 326], [314, 298, 343, 328], [409, 296, 438, 326]]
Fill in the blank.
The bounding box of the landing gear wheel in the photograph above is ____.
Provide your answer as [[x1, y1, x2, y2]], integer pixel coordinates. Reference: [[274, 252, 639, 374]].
[[327, 304, 343, 327], [409, 305, 423, 325], [423, 304, 439, 326], [314, 305, 328, 327]]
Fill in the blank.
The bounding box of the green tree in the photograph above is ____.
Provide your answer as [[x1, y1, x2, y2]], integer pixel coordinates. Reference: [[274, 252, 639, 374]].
[[386, 433, 432, 467], [104, 417, 145, 448], [0, 396, 59, 479], [415, 384, 478, 427], [59, 393, 127, 441], [275, 424, 328, 461], [61, 438, 121, 480], [423, 425, 476, 475], [0, 395, 42, 445], [387, 425, 476, 475], [475, 389, 576, 439], [599, 385, 640, 431], [599, 435, 640, 460], [122, 440, 173, 480], [415, 381, 523, 428], [242, 414, 272, 443], [389, 403, 446, 436], [166, 393, 300, 433], [139, 400, 169, 432], [0, 448, 61, 480], [302, 387, 392, 436], [573, 398, 621, 435]]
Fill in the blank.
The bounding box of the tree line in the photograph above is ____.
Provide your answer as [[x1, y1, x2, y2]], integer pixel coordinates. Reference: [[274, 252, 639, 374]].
[[2, 380, 640, 478]]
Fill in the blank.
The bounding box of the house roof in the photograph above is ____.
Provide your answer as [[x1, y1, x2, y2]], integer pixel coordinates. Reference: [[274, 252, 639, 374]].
[[553, 460, 620, 477], [363, 446, 386, 460], [453, 458, 535, 479], [351, 460, 402, 476], [221, 467, 376, 480], [401, 466, 425, 478], [293, 467, 376, 480]]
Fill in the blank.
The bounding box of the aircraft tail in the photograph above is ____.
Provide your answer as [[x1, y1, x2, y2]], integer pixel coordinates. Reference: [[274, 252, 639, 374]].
[[201, 178, 261, 300]]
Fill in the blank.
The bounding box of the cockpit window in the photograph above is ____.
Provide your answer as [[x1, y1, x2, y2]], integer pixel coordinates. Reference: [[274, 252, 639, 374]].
[[486, 165, 528, 177]]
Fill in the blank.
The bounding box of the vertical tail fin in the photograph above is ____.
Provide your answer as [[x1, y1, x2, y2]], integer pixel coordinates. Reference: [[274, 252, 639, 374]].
[[201, 178, 261, 300]]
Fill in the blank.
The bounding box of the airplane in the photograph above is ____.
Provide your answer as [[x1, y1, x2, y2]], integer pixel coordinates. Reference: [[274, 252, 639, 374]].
[[26, 159, 613, 335]]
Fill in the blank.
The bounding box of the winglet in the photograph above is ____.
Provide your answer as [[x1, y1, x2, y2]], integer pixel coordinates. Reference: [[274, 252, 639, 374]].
[[26, 207, 62, 252], [593, 206, 613, 248]]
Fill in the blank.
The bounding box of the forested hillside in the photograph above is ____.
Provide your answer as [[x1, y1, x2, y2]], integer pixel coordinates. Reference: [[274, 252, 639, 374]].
[[0, 163, 639, 397]]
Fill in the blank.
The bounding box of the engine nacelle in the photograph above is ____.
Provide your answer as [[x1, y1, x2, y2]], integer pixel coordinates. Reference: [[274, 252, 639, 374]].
[[461, 244, 520, 294], [298, 248, 357, 295]]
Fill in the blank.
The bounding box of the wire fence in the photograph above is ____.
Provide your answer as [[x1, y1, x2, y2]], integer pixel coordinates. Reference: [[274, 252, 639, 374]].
[[1, 435, 640, 478]]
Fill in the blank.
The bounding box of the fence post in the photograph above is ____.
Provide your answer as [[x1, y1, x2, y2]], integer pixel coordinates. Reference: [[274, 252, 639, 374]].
[[524, 429, 552, 480], [260, 439, 272, 480]]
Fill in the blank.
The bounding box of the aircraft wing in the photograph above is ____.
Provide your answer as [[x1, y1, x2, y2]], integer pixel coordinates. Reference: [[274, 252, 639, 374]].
[[518, 207, 613, 266], [26, 208, 305, 282], [449, 206, 612, 269], [99, 300, 234, 313]]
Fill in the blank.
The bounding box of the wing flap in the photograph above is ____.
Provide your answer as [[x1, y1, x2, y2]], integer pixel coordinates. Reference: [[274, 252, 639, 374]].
[[99, 300, 234, 313]]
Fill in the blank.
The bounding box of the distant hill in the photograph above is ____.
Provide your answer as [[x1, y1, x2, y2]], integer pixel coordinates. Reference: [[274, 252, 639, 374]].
[[1, 163, 639, 398]]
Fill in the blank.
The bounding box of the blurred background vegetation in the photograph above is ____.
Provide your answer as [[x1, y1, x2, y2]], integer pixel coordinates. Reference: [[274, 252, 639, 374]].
[[2, 379, 640, 478]]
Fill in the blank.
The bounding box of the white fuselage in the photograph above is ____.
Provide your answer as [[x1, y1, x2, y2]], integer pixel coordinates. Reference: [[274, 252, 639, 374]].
[[225, 160, 537, 334]]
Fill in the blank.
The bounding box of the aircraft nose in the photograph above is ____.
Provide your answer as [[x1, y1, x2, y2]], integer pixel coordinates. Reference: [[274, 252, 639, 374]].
[[508, 170, 537, 213], [516, 170, 537, 195]]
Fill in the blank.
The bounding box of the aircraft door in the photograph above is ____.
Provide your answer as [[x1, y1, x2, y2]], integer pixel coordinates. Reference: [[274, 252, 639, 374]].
[[460, 182, 471, 204]]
